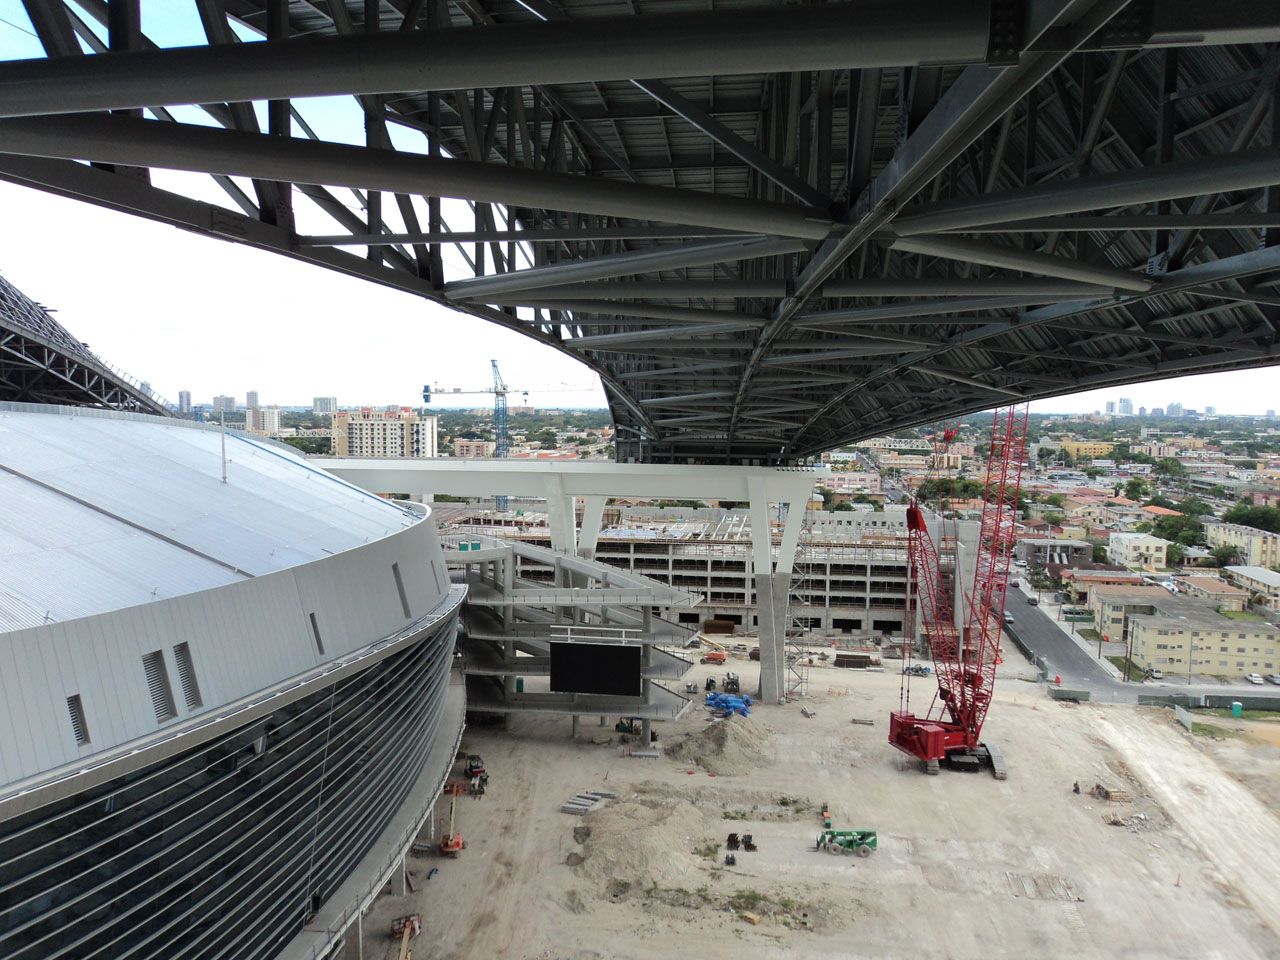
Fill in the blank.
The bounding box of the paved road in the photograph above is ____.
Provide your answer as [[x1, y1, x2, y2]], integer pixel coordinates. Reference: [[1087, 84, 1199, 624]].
[[1003, 589, 1280, 705], [1004, 590, 1126, 694]]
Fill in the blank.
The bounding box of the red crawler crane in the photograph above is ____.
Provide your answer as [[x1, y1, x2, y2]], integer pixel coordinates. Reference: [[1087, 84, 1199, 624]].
[[889, 404, 1029, 777]]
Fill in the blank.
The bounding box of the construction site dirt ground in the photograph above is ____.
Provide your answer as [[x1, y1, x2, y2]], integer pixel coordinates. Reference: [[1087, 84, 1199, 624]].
[[357, 658, 1280, 960]]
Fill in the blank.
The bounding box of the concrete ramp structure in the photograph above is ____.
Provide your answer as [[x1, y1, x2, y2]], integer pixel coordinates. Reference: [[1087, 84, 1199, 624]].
[[319, 457, 822, 703], [444, 532, 700, 742]]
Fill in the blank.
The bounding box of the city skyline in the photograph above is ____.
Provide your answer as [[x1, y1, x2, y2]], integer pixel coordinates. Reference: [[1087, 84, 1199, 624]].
[[2, 180, 1278, 418]]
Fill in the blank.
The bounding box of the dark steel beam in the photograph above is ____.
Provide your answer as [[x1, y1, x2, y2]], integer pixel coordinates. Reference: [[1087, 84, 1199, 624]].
[[0, 2, 996, 119], [0, 114, 833, 238], [952, 213, 1280, 232], [729, 0, 1130, 446], [299, 226, 748, 245], [893, 145, 1280, 235], [887, 234, 1156, 291], [441, 237, 809, 299]]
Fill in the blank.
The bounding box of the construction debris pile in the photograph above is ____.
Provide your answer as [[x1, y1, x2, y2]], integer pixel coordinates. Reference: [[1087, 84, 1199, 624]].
[[663, 716, 773, 775], [573, 798, 712, 889]]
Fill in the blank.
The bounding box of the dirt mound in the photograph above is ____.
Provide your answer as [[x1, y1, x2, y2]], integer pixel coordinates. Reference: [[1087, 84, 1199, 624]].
[[575, 799, 711, 890], [663, 716, 773, 775]]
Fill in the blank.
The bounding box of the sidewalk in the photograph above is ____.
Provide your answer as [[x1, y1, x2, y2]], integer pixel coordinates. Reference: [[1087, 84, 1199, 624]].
[[1016, 580, 1125, 681]]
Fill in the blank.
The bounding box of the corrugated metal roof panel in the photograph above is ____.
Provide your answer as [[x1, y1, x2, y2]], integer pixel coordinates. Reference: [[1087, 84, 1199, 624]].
[[0, 406, 422, 629]]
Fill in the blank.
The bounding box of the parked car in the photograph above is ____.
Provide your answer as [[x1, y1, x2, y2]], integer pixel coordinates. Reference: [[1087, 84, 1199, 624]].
[[1245, 673, 1265, 685], [1147, 669, 1164, 680], [1003, 612, 1015, 625], [1266, 674, 1280, 685], [1027, 597, 1039, 606]]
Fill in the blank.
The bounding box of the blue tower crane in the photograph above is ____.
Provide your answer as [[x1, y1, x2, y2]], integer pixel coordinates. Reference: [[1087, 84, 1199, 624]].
[[491, 361, 509, 509], [422, 360, 519, 510]]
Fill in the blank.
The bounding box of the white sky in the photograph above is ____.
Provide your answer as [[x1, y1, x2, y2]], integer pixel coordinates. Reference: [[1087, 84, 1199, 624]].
[[1, 3, 1276, 418]]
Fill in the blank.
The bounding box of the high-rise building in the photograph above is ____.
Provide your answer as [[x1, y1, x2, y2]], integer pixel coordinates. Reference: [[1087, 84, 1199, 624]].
[[212, 395, 236, 414], [178, 390, 192, 413], [1204, 406, 1216, 416], [248, 405, 281, 435], [1138, 406, 1147, 417], [1267, 409, 1276, 419], [246, 390, 260, 409], [1105, 401, 1116, 414], [1151, 407, 1164, 417], [1117, 398, 1133, 416], [313, 396, 338, 414], [331, 408, 438, 458], [1167, 401, 1183, 417]]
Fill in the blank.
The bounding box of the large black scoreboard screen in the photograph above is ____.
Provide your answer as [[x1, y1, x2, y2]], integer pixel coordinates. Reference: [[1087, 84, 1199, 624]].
[[549, 642, 643, 697]]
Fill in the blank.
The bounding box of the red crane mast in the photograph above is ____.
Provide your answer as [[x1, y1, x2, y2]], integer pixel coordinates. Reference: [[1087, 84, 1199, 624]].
[[889, 404, 1029, 776]]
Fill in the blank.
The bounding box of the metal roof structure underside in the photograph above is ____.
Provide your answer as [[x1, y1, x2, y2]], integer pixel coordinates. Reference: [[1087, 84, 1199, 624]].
[[0, 274, 169, 414], [1, 1, 1279, 462]]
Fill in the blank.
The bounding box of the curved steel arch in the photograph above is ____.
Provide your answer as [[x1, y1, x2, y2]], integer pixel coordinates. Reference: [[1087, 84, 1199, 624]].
[[2, 0, 1280, 461]]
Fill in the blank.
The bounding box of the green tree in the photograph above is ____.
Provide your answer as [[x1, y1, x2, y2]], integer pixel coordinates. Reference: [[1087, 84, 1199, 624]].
[[1044, 493, 1066, 508], [1092, 542, 1109, 563], [1154, 457, 1187, 478], [281, 436, 331, 455], [832, 502, 856, 512], [1175, 497, 1214, 517], [1221, 503, 1280, 533], [1123, 478, 1150, 501], [1211, 545, 1241, 567], [1166, 543, 1185, 566]]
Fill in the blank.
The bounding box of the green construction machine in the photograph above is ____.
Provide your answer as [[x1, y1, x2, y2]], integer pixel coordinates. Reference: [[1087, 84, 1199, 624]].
[[816, 828, 877, 857]]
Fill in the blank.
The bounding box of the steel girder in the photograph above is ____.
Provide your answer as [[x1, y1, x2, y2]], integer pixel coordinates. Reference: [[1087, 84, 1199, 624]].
[[0, 275, 169, 414], [1, 0, 1279, 462]]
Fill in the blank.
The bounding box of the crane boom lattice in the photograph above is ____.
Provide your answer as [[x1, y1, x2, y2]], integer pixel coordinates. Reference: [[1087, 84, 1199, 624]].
[[889, 403, 1028, 776]]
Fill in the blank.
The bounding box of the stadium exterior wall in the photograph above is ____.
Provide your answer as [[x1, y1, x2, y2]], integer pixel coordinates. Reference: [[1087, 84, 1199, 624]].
[[0, 441, 467, 959]]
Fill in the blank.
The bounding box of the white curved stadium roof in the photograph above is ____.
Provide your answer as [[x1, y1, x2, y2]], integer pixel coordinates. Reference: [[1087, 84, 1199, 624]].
[[0, 403, 420, 631]]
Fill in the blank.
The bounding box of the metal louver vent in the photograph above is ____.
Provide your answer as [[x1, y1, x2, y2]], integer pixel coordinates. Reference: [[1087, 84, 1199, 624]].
[[173, 642, 202, 709], [142, 650, 177, 722], [67, 694, 89, 745]]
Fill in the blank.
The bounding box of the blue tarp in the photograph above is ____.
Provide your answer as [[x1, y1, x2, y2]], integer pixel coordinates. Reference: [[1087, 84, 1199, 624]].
[[704, 692, 753, 716]]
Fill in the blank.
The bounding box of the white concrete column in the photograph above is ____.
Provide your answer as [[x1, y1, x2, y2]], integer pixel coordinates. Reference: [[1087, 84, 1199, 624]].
[[748, 478, 786, 702], [577, 494, 607, 560], [543, 474, 577, 554], [390, 855, 407, 896]]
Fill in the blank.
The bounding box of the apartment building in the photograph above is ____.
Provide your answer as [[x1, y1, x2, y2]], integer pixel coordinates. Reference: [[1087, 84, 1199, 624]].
[[1224, 565, 1280, 613], [454, 439, 497, 458], [1177, 575, 1247, 610], [331, 407, 438, 457], [247, 404, 281, 436], [1060, 441, 1115, 459], [1108, 532, 1171, 570], [1089, 586, 1168, 643], [1129, 603, 1280, 677], [1204, 522, 1280, 567], [1015, 538, 1093, 566]]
